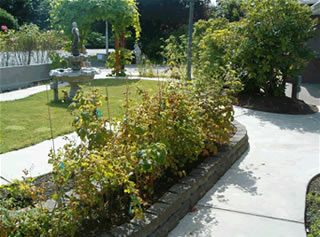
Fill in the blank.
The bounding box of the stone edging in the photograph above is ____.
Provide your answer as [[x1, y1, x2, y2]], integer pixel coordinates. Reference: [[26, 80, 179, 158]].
[[100, 120, 249, 237]]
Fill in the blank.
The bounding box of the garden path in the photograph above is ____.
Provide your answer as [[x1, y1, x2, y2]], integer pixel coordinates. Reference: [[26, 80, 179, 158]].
[[0, 82, 68, 102], [0, 132, 79, 185], [169, 105, 320, 237]]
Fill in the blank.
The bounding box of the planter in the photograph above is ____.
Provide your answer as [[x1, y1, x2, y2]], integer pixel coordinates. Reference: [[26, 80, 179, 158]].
[[99, 120, 249, 237], [5, 120, 248, 236]]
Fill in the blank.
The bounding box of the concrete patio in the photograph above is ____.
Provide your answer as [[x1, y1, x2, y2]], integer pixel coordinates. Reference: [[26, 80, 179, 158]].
[[169, 105, 320, 236]]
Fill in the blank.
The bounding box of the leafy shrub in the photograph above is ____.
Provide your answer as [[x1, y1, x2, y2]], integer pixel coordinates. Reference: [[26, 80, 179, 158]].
[[49, 52, 68, 69], [137, 56, 157, 77], [163, 0, 317, 97], [106, 48, 133, 76], [0, 74, 239, 235], [162, 18, 239, 83], [211, 0, 245, 22], [0, 24, 67, 66], [0, 8, 18, 30], [86, 31, 106, 49], [306, 193, 320, 237], [234, 0, 317, 96]]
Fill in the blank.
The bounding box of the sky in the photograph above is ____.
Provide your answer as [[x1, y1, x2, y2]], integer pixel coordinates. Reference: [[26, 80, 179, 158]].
[[210, 0, 217, 6]]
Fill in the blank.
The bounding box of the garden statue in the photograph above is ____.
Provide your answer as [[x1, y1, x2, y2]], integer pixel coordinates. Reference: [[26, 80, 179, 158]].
[[49, 23, 100, 101], [72, 22, 80, 56], [133, 44, 142, 65]]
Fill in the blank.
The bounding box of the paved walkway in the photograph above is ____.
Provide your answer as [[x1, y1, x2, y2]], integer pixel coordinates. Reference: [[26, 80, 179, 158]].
[[169, 106, 320, 236], [0, 133, 79, 185], [0, 82, 68, 102]]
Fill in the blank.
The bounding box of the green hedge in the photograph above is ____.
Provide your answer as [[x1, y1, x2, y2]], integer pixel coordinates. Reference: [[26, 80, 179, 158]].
[[0, 8, 18, 30]]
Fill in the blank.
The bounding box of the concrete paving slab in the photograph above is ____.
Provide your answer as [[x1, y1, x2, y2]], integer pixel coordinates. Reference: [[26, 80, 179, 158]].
[[0, 132, 79, 185], [286, 83, 320, 105], [170, 106, 320, 236], [168, 205, 305, 237], [0, 82, 68, 102]]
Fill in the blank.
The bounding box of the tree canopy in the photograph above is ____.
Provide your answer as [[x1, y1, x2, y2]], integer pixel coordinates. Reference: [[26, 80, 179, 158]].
[[0, 0, 51, 29], [212, 0, 245, 22], [50, 0, 140, 42], [0, 8, 19, 29]]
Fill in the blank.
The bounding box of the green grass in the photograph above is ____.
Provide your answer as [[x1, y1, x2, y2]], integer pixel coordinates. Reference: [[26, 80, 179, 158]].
[[0, 79, 161, 154]]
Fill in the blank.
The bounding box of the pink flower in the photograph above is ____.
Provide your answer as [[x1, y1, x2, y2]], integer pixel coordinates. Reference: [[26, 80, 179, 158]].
[[1, 25, 8, 32]]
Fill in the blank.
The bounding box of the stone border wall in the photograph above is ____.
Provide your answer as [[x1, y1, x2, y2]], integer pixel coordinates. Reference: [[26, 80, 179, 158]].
[[0, 64, 51, 92], [100, 120, 249, 237]]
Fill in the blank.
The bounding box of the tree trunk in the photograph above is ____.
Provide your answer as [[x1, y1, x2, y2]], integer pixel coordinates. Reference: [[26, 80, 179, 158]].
[[27, 50, 32, 65], [105, 20, 109, 57], [291, 78, 297, 100], [115, 37, 119, 74], [120, 32, 125, 72]]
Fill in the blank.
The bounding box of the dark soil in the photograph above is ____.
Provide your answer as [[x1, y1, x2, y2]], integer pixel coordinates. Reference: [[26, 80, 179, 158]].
[[308, 175, 320, 194], [236, 95, 318, 115]]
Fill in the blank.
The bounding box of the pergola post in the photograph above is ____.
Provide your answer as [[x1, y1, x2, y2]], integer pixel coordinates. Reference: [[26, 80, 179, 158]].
[[186, 0, 195, 81]]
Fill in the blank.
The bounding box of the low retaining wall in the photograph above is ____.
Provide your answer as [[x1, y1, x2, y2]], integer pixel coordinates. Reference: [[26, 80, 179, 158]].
[[100, 120, 249, 237], [0, 64, 51, 92]]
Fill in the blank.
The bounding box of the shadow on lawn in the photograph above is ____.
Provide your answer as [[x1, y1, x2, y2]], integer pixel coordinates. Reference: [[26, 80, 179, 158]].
[[47, 100, 70, 109], [88, 78, 141, 87]]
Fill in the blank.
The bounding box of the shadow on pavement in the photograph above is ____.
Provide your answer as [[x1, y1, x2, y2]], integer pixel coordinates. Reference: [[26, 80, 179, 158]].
[[243, 108, 320, 134], [302, 83, 320, 99], [212, 149, 261, 204], [199, 149, 261, 206]]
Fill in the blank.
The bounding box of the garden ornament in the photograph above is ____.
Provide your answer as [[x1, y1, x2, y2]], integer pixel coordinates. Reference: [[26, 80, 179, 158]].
[[72, 22, 80, 56]]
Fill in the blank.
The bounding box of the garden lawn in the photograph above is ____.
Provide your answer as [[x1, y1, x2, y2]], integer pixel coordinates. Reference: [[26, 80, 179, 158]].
[[0, 79, 161, 154]]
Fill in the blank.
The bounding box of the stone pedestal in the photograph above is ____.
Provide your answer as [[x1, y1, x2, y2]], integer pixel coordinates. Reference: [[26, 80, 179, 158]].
[[69, 82, 81, 100], [50, 79, 59, 102]]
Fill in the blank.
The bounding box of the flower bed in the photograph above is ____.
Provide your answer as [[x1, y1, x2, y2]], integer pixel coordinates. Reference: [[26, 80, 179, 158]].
[[104, 120, 248, 237], [0, 79, 242, 236]]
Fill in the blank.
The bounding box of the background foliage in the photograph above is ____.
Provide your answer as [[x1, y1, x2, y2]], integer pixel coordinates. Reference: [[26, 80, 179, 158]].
[[211, 0, 245, 22], [235, 0, 317, 96], [50, 0, 141, 45], [137, 0, 211, 62], [0, 8, 18, 29], [162, 0, 317, 97], [0, 0, 51, 29]]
